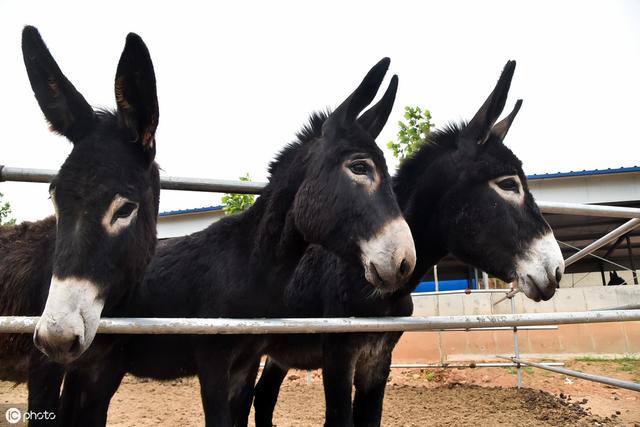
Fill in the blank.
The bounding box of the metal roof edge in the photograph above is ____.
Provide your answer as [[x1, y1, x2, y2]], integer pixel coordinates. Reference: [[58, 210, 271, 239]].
[[527, 166, 640, 181], [159, 205, 225, 217]]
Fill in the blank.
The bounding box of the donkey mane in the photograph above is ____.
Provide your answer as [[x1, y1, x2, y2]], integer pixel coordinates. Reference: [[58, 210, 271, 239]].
[[294, 111, 330, 145], [393, 120, 523, 206], [392, 122, 466, 204], [267, 110, 330, 178], [234, 111, 333, 263]]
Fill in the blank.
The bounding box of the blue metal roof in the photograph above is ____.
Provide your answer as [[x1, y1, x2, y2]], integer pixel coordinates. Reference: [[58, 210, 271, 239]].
[[527, 166, 640, 180], [159, 205, 224, 217]]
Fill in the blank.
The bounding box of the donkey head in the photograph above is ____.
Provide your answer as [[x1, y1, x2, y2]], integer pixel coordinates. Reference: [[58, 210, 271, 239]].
[[24, 27, 160, 362], [288, 58, 415, 291], [433, 61, 564, 301]]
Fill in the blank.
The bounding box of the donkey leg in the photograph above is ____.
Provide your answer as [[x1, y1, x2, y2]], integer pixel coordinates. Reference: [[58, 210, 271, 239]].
[[352, 349, 392, 427], [27, 352, 64, 427], [57, 359, 125, 427], [322, 336, 357, 427], [230, 356, 261, 427], [195, 342, 234, 427], [253, 358, 288, 427]]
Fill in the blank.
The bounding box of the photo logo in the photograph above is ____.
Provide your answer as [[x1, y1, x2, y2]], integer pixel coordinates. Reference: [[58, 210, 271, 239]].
[[4, 408, 21, 425], [1, 406, 56, 425]]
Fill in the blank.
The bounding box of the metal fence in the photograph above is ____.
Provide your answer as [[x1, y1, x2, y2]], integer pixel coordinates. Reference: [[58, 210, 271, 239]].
[[1, 165, 639, 392]]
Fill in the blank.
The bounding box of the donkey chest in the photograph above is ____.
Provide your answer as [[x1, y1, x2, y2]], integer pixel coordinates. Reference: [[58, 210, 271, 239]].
[[266, 335, 324, 369], [125, 335, 198, 379]]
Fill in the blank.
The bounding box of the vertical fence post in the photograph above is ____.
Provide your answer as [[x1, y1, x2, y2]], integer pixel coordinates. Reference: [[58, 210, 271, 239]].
[[510, 283, 522, 389], [433, 265, 445, 365], [626, 236, 638, 285]]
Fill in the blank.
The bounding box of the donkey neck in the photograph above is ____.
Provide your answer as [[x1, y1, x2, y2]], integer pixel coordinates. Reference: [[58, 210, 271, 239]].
[[394, 156, 456, 290], [227, 169, 308, 278]]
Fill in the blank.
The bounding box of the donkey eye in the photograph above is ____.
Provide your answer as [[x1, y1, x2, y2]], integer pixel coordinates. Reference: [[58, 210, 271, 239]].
[[349, 161, 370, 176], [114, 202, 138, 220], [497, 178, 519, 193]]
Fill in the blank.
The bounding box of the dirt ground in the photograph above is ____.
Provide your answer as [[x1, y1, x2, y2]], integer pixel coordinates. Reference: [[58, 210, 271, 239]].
[[1, 360, 638, 426]]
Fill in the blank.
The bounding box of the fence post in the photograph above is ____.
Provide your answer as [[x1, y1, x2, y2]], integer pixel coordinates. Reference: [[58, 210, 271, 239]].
[[510, 283, 522, 389]]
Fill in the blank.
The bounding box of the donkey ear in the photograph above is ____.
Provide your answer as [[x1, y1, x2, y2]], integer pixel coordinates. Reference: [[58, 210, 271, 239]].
[[492, 99, 522, 141], [322, 57, 390, 138], [22, 26, 94, 143], [115, 33, 159, 159], [357, 74, 398, 139], [464, 60, 516, 145]]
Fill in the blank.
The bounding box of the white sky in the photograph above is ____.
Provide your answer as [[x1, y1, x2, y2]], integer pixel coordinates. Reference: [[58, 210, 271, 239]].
[[1, 0, 638, 222]]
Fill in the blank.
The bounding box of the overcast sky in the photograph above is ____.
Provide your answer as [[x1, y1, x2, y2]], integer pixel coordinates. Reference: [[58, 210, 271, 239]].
[[1, 0, 638, 222]]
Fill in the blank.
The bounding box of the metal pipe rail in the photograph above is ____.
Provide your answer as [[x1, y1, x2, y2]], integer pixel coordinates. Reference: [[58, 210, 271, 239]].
[[536, 201, 640, 219], [499, 356, 640, 392], [390, 362, 564, 369], [0, 166, 267, 195], [594, 304, 640, 311], [258, 362, 565, 369], [440, 326, 558, 332], [411, 289, 511, 297], [564, 218, 640, 267], [3, 167, 640, 218], [1, 310, 639, 335]]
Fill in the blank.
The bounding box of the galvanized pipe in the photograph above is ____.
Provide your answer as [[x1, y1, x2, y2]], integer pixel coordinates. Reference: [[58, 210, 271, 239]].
[[411, 289, 510, 297], [564, 219, 640, 267], [1, 310, 639, 335], [159, 174, 266, 194], [442, 326, 558, 332], [4, 167, 640, 217], [389, 362, 564, 369], [0, 166, 266, 195], [511, 293, 522, 388], [499, 356, 640, 392], [594, 304, 640, 311], [536, 201, 640, 219]]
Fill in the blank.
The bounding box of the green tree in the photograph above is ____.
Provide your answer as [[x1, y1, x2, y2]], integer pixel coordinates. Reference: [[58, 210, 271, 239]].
[[0, 192, 16, 226], [387, 106, 434, 161], [221, 174, 255, 215]]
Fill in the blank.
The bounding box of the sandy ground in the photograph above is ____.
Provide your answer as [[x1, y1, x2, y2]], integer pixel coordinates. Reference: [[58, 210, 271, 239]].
[[1, 360, 638, 426]]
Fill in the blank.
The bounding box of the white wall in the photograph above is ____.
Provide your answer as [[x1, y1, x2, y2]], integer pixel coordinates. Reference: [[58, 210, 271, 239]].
[[157, 211, 225, 239], [528, 172, 640, 204]]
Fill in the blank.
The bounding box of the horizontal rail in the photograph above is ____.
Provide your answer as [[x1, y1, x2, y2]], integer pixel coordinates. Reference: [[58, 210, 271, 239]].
[[536, 201, 640, 219], [0, 166, 267, 195], [564, 218, 640, 267], [160, 175, 266, 194], [390, 362, 564, 369], [411, 289, 510, 297], [594, 304, 640, 311], [499, 356, 640, 392], [444, 326, 559, 331], [1, 310, 638, 335], [2, 167, 640, 217]]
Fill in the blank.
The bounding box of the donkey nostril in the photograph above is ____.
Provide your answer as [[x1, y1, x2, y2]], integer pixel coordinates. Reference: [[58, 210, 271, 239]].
[[555, 267, 562, 287], [68, 334, 82, 355], [399, 259, 410, 277]]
